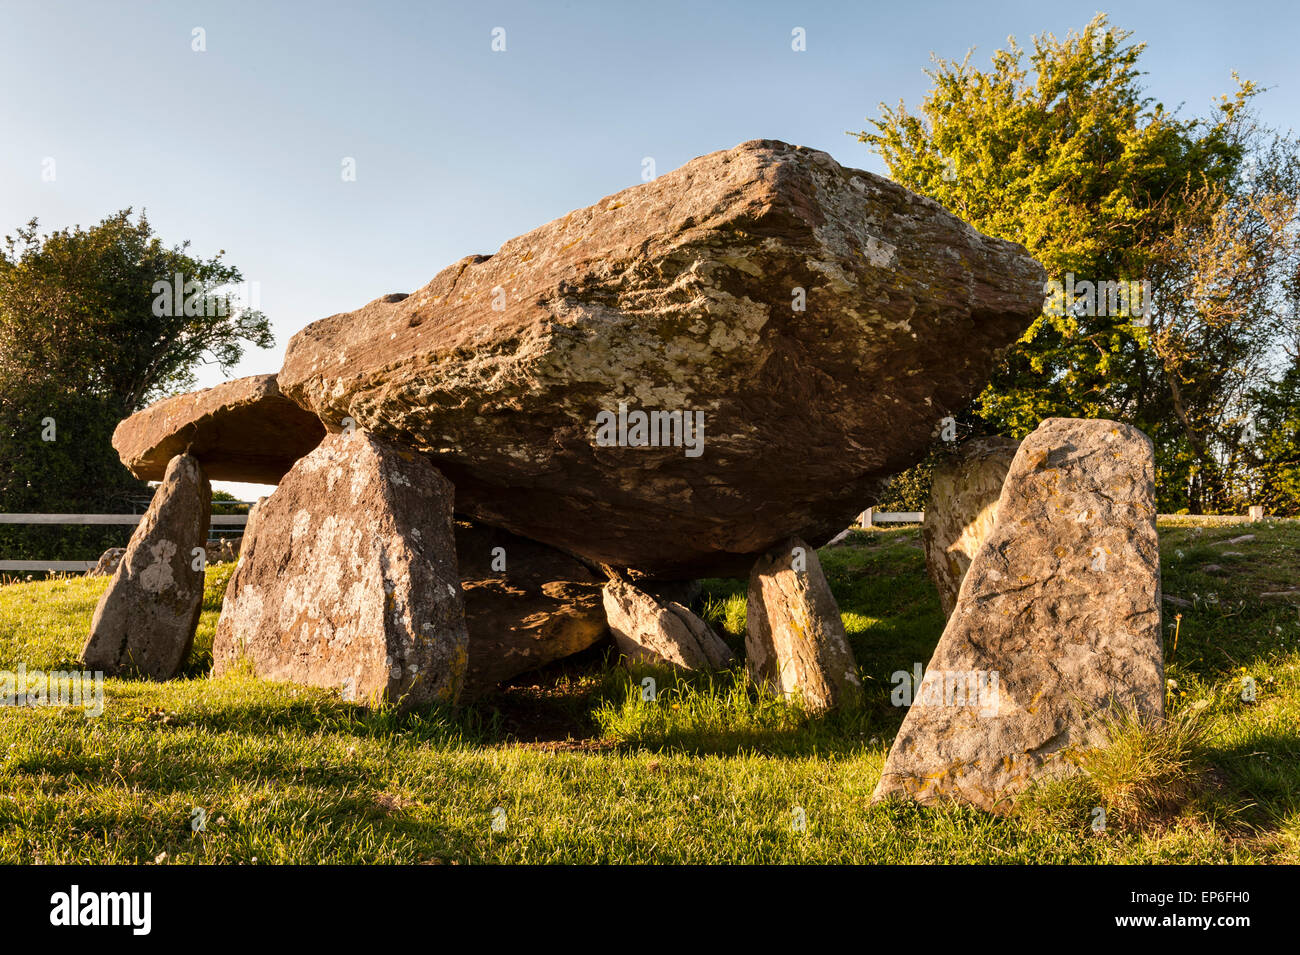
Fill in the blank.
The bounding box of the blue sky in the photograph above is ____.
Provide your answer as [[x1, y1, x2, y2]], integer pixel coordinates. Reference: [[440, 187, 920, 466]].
[[3, 0, 1297, 494]]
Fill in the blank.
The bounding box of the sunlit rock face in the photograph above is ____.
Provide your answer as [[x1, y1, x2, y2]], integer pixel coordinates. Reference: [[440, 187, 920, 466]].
[[82, 453, 210, 680], [213, 431, 468, 708], [874, 418, 1164, 812]]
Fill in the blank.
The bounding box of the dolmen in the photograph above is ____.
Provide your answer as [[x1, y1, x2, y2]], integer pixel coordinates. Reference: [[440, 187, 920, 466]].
[[85, 139, 1053, 739]]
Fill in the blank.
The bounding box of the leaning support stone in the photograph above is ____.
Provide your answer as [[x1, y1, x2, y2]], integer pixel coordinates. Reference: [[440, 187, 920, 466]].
[[212, 430, 469, 708], [873, 418, 1164, 812], [82, 453, 211, 679], [922, 436, 1019, 616], [745, 537, 863, 712], [603, 577, 735, 670]]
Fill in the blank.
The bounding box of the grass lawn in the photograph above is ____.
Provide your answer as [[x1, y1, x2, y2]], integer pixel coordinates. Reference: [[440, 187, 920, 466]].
[[0, 521, 1296, 864]]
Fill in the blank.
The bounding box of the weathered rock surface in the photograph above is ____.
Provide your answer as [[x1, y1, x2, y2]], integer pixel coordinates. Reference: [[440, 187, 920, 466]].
[[279, 139, 1047, 577], [82, 454, 210, 678], [212, 431, 468, 707], [873, 418, 1164, 812], [602, 578, 735, 670], [745, 537, 863, 711], [87, 547, 127, 578], [922, 436, 1019, 616], [114, 374, 326, 484], [456, 520, 609, 699]]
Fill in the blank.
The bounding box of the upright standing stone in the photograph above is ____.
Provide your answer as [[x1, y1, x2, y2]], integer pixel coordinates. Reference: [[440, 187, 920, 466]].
[[602, 577, 735, 670], [82, 454, 211, 679], [922, 436, 1019, 616], [746, 537, 863, 711], [212, 431, 469, 708], [874, 418, 1164, 812]]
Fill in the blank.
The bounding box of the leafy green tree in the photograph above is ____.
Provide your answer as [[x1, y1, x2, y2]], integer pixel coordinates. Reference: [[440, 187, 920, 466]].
[[857, 14, 1300, 513], [0, 210, 272, 560]]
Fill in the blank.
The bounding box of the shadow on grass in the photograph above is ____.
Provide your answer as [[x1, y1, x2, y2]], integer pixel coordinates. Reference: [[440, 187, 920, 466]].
[[1207, 727, 1300, 821], [583, 663, 894, 758]]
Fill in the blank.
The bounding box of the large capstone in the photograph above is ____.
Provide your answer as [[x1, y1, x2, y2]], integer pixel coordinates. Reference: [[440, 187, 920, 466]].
[[82, 453, 210, 679], [212, 430, 468, 707], [873, 418, 1164, 811], [113, 373, 326, 485], [279, 140, 1046, 577]]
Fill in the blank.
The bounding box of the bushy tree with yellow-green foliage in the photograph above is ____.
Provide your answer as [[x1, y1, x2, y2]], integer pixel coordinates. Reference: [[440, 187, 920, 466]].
[[858, 14, 1300, 513]]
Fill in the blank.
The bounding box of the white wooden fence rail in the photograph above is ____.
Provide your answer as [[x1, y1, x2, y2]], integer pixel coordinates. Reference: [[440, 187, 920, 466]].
[[859, 509, 923, 525], [0, 513, 249, 573]]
